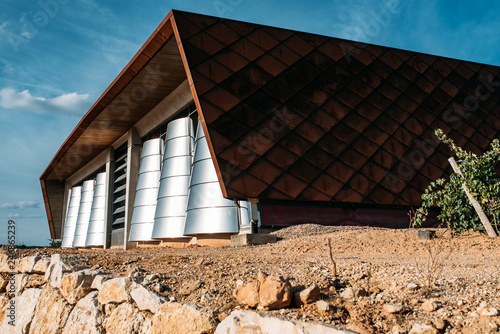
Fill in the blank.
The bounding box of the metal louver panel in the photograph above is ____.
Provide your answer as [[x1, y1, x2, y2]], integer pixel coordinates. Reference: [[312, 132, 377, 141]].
[[85, 172, 107, 247], [61, 186, 82, 248], [72, 180, 95, 247]]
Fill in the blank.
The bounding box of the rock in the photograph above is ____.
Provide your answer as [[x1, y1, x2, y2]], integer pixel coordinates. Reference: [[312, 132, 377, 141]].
[[153, 283, 166, 293], [130, 283, 166, 313], [45, 254, 86, 288], [62, 291, 103, 334], [421, 300, 438, 312], [0, 276, 7, 292], [179, 280, 201, 296], [99, 277, 132, 304], [233, 280, 260, 307], [14, 274, 29, 296], [294, 284, 320, 307], [258, 273, 292, 309], [152, 302, 216, 334], [23, 274, 46, 289], [200, 294, 213, 303], [105, 302, 147, 334], [383, 303, 403, 314], [478, 306, 499, 317], [60, 269, 100, 304], [32, 256, 51, 274], [316, 300, 331, 313], [0, 295, 9, 325], [215, 309, 357, 334], [340, 286, 366, 299], [409, 323, 439, 334], [9, 288, 42, 334], [19, 254, 41, 273], [146, 274, 159, 282], [91, 275, 109, 290], [433, 318, 446, 330], [406, 283, 419, 291], [0, 253, 17, 273], [392, 324, 406, 334], [30, 284, 73, 334]]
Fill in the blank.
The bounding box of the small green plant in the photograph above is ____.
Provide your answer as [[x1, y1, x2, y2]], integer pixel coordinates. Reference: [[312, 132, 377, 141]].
[[48, 239, 62, 248], [414, 129, 500, 234]]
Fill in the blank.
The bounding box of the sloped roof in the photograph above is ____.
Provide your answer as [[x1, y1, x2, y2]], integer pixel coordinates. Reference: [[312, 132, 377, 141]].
[[42, 10, 500, 238]]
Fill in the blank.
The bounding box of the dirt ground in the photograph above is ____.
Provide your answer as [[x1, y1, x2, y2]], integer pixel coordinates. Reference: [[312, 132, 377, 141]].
[[16, 225, 500, 333]]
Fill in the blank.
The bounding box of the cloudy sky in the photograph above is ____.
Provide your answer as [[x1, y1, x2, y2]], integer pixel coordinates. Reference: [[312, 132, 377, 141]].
[[1, 0, 499, 245]]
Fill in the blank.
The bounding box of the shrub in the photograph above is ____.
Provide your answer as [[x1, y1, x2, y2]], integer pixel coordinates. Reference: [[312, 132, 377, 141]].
[[414, 129, 500, 233]]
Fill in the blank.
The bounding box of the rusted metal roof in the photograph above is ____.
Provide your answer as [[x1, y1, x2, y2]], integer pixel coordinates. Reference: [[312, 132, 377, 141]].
[[42, 10, 500, 238]]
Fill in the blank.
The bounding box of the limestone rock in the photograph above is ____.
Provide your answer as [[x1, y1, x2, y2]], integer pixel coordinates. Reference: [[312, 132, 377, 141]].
[[91, 275, 109, 291], [30, 284, 73, 333], [61, 269, 100, 304], [233, 280, 260, 307], [23, 274, 46, 289], [294, 284, 320, 307], [0, 275, 7, 292], [0, 295, 9, 324], [383, 303, 403, 314], [130, 283, 166, 313], [215, 309, 357, 334], [421, 300, 438, 312], [19, 254, 41, 273], [32, 256, 51, 274], [316, 300, 332, 313], [340, 287, 367, 299], [0, 253, 17, 273], [406, 283, 419, 291], [105, 302, 146, 334], [152, 302, 216, 334], [14, 288, 42, 333], [478, 306, 499, 317], [98, 277, 132, 304], [409, 323, 439, 334], [258, 273, 292, 309], [433, 318, 446, 330], [179, 280, 201, 296], [63, 291, 103, 334], [45, 254, 86, 288], [14, 274, 29, 296]]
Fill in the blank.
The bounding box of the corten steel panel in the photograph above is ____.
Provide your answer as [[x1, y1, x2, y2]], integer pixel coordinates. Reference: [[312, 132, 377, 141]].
[[173, 10, 500, 206]]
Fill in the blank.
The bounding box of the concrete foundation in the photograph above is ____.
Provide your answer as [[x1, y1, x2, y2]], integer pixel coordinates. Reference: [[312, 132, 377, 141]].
[[231, 234, 277, 247]]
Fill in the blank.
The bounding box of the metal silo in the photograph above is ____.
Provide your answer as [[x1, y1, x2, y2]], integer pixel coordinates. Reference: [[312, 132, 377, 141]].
[[72, 180, 95, 247], [85, 172, 107, 247], [61, 186, 82, 248], [152, 117, 194, 239], [183, 121, 240, 235], [128, 138, 163, 242]]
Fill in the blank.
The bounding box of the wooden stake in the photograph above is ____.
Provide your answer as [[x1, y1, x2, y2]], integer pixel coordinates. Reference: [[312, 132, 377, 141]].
[[448, 157, 497, 238]]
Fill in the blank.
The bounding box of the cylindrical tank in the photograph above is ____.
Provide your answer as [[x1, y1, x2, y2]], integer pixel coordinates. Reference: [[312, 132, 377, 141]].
[[183, 121, 240, 235], [72, 180, 95, 247], [61, 186, 82, 248], [85, 172, 107, 247], [152, 117, 194, 239], [128, 138, 163, 241]]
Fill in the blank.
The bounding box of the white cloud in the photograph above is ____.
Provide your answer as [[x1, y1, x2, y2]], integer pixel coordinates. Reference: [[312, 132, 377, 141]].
[[0, 87, 92, 115], [0, 22, 8, 35], [7, 213, 43, 219], [0, 201, 40, 210]]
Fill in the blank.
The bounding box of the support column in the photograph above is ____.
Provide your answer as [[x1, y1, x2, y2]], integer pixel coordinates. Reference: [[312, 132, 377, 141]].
[[124, 128, 141, 249], [249, 198, 260, 234], [103, 148, 115, 249]]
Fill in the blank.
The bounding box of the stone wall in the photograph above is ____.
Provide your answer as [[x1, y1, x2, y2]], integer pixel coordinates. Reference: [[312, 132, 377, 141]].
[[0, 252, 355, 334]]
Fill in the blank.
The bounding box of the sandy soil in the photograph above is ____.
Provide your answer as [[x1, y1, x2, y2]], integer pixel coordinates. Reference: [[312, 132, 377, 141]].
[[15, 225, 500, 333]]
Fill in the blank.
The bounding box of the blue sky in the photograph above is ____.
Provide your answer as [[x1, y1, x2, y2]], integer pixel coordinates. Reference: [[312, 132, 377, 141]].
[[0, 0, 499, 245]]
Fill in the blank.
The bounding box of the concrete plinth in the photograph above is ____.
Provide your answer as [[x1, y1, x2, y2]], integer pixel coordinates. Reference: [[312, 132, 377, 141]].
[[231, 234, 277, 247]]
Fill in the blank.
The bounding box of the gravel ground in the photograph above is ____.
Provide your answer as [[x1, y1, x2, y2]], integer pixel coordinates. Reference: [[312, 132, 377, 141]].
[[11, 225, 500, 334]]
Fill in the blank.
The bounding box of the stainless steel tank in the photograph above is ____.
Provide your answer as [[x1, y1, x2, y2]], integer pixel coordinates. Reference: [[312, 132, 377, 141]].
[[128, 138, 163, 241], [72, 180, 95, 247], [61, 186, 82, 248], [85, 172, 107, 247], [152, 117, 194, 239], [183, 121, 240, 235]]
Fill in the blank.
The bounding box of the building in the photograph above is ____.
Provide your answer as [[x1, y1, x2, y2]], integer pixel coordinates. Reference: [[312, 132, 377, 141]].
[[40, 10, 500, 249]]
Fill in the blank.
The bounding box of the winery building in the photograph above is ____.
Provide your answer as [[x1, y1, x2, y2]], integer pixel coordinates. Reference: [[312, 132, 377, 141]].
[[40, 10, 500, 249]]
